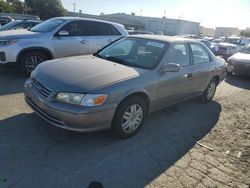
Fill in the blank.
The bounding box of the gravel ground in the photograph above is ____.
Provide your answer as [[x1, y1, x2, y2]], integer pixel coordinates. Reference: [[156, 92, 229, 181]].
[[0, 67, 249, 188]]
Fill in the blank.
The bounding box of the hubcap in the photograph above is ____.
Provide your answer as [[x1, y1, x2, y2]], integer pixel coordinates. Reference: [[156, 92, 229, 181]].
[[121, 104, 143, 133], [207, 81, 216, 100], [25, 56, 44, 73]]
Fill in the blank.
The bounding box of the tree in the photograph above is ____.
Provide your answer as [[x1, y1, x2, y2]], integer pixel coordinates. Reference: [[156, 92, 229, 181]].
[[0, 0, 13, 13], [240, 30, 250, 38], [25, 0, 65, 20]]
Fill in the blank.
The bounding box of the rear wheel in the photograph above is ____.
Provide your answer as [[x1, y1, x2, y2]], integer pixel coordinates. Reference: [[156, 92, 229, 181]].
[[20, 51, 48, 76], [201, 79, 217, 103], [112, 97, 147, 138]]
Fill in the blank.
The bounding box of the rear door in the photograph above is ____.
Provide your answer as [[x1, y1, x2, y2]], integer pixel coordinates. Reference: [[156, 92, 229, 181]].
[[190, 43, 214, 94], [53, 21, 90, 58], [158, 43, 195, 107], [84, 21, 122, 54]]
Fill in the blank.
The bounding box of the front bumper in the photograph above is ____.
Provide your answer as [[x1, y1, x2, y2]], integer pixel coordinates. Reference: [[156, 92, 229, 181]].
[[0, 44, 21, 64], [24, 80, 117, 132]]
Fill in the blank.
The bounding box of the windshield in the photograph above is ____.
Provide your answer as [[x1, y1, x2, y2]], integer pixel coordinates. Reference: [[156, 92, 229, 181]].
[[240, 46, 250, 54], [224, 38, 241, 45], [30, 19, 65, 33], [0, 21, 19, 31], [96, 37, 168, 69]]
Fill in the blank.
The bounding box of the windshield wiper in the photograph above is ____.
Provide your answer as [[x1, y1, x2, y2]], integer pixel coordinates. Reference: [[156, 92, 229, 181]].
[[104, 56, 131, 66]]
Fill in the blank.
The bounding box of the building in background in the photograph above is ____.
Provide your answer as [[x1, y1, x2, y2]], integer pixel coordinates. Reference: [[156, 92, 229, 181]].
[[67, 12, 200, 35], [200, 26, 215, 37], [214, 27, 240, 38]]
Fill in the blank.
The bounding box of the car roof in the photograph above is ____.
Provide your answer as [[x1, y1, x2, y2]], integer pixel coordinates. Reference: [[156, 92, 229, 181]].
[[127, 34, 201, 43], [53, 17, 124, 27]]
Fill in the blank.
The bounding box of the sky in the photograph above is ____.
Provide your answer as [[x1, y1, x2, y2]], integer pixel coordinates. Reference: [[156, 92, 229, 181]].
[[61, 0, 250, 29]]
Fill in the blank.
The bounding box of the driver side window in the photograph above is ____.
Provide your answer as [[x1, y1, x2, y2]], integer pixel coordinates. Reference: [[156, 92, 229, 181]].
[[60, 21, 86, 36], [165, 43, 190, 67]]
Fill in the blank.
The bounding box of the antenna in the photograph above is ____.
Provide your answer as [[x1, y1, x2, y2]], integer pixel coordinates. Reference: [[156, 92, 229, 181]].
[[73, 3, 76, 13]]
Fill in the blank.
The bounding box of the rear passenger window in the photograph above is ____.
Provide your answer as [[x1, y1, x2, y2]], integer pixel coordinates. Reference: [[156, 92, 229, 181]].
[[85, 22, 121, 36], [190, 44, 210, 64]]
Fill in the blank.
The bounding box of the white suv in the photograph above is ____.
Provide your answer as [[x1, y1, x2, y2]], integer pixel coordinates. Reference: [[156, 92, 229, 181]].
[[0, 17, 128, 75]]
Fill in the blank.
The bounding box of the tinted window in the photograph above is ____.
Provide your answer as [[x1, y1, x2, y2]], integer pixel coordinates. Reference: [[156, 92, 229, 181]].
[[190, 43, 210, 64], [165, 43, 190, 67], [60, 21, 86, 36], [85, 21, 120, 36]]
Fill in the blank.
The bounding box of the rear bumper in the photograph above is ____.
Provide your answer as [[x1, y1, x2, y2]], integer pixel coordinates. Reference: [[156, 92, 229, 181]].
[[24, 80, 117, 132]]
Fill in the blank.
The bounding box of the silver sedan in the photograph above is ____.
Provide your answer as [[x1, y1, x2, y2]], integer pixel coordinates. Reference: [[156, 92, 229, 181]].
[[24, 35, 226, 138]]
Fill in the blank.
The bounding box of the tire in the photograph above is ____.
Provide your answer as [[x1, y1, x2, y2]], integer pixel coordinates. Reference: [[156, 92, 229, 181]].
[[201, 78, 217, 103], [112, 97, 147, 138], [20, 51, 48, 76]]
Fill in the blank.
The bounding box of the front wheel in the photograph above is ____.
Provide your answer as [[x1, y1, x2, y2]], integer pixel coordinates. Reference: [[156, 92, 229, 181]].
[[201, 79, 217, 103], [20, 51, 48, 76], [112, 97, 147, 138]]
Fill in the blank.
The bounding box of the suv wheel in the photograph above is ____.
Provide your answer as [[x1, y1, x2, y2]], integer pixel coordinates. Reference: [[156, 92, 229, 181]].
[[112, 97, 147, 138], [20, 51, 48, 76], [201, 79, 217, 103]]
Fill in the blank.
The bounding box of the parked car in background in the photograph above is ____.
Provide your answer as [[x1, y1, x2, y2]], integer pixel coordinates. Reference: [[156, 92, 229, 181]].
[[24, 35, 226, 138], [227, 45, 250, 76], [217, 36, 249, 60], [0, 17, 128, 75], [0, 20, 42, 31], [200, 40, 219, 55], [0, 16, 13, 26], [127, 30, 153, 35], [212, 38, 224, 43]]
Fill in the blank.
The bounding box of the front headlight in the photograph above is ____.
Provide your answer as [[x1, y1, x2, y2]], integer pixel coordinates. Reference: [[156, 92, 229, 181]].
[[56, 93, 84, 105], [0, 39, 19, 46], [56, 93, 108, 106]]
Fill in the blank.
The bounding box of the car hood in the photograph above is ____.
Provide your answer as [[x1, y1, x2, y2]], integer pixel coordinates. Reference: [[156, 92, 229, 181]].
[[229, 52, 250, 63], [218, 42, 237, 47], [33, 55, 141, 93], [0, 29, 44, 39]]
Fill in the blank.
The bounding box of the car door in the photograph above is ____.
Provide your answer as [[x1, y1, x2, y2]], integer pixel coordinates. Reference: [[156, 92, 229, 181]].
[[157, 43, 196, 108], [84, 21, 122, 54], [53, 21, 90, 58], [190, 43, 214, 94]]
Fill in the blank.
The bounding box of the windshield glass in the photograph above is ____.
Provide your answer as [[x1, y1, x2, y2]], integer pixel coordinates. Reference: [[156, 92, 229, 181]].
[[96, 37, 168, 69], [30, 19, 65, 33], [0, 21, 19, 31], [240, 46, 250, 54], [224, 38, 241, 45]]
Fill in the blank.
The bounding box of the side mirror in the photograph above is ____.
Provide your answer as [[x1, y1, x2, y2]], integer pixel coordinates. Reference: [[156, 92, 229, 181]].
[[58, 30, 69, 36], [161, 63, 180, 73]]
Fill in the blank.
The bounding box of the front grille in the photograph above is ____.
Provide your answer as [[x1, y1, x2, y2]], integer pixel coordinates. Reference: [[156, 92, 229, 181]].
[[32, 80, 52, 99]]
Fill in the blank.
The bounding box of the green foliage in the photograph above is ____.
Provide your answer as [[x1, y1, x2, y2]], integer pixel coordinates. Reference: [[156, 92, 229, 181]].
[[0, 0, 65, 19], [240, 30, 250, 38], [25, 0, 66, 20], [0, 0, 13, 12]]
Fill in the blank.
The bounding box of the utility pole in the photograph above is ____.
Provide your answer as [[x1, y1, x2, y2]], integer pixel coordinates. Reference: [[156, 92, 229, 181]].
[[73, 3, 76, 13]]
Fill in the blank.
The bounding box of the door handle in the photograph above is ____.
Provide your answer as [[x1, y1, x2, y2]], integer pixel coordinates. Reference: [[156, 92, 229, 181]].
[[80, 40, 86, 44], [185, 73, 193, 78], [108, 39, 113, 43]]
